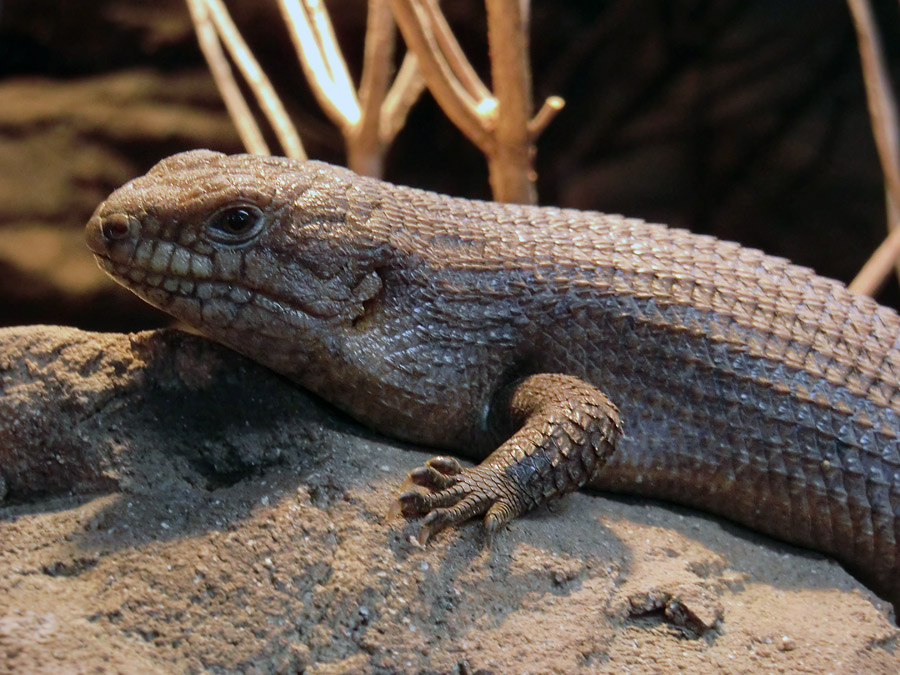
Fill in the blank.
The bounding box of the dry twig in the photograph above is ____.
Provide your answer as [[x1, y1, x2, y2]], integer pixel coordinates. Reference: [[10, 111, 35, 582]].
[[186, 0, 559, 191], [281, 0, 427, 175], [348, 0, 426, 176], [485, 0, 537, 202], [389, 0, 494, 150], [189, 0, 306, 159], [277, 0, 362, 130], [185, 0, 271, 155], [846, 0, 900, 295], [390, 0, 563, 203], [187, 0, 424, 176]]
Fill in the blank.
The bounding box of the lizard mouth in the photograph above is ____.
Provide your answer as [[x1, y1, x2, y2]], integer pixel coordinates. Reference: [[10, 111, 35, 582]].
[[85, 208, 352, 331], [93, 253, 325, 328], [89, 241, 345, 343]]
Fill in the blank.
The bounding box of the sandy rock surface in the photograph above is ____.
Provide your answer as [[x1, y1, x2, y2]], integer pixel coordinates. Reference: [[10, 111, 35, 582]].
[[1, 325, 898, 674]]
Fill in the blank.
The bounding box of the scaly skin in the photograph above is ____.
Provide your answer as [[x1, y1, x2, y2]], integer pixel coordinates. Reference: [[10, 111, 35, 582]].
[[85, 150, 900, 609]]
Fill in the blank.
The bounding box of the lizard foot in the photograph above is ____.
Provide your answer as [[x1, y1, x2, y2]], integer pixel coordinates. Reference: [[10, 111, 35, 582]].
[[397, 457, 525, 545], [395, 374, 620, 546]]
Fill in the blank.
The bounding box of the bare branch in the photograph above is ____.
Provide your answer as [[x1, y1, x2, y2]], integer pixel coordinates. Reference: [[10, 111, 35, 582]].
[[309, 0, 355, 90], [529, 95, 565, 140], [277, 0, 361, 130], [485, 0, 535, 202], [359, 0, 397, 126], [381, 51, 426, 145], [848, 0, 900, 200], [307, 0, 363, 125], [390, 0, 493, 152], [850, 196, 900, 295], [187, 0, 431, 174], [185, 0, 269, 155], [846, 0, 900, 293], [388, 0, 559, 203], [202, 0, 305, 159], [352, 0, 397, 170], [423, 0, 493, 103]]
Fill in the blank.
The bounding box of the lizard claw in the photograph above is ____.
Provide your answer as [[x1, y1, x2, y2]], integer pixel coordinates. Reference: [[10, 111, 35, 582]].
[[396, 457, 524, 544]]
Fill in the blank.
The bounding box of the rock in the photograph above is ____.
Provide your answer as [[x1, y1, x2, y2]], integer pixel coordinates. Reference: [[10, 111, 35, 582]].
[[1, 325, 898, 673]]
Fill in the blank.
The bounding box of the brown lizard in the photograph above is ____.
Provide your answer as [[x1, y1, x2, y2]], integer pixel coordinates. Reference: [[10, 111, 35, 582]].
[[85, 150, 900, 610]]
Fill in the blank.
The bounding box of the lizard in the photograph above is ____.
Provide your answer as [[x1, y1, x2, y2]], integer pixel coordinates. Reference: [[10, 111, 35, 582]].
[[84, 149, 900, 611]]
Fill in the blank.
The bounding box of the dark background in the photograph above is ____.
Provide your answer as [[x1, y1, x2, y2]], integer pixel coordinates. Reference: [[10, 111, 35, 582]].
[[2, 0, 900, 329]]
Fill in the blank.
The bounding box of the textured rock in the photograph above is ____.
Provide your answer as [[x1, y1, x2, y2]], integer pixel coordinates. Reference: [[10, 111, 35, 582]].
[[0, 325, 898, 673]]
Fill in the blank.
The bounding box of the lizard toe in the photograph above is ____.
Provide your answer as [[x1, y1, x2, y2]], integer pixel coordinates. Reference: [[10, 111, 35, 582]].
[[483, 500, 518, 543], [415, 493, 490, 545], [398, 462, 526, 543], [406, 456, 464, 490], [397, 481, 468, 517]]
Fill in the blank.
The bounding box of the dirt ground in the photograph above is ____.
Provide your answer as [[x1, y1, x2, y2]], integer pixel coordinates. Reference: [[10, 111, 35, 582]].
[[1, 325, 898, 674]]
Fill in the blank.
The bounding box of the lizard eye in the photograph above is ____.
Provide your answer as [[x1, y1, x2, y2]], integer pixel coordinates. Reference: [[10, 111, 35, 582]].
[[206, 204, 265, 244]]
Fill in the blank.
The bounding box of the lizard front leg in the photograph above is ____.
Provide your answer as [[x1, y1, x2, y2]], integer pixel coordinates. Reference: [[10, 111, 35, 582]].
[[397, 373, 622, 544]]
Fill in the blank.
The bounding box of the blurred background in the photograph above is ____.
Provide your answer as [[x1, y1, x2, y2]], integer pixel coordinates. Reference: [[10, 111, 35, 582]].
[[1, 0, 899, 331]]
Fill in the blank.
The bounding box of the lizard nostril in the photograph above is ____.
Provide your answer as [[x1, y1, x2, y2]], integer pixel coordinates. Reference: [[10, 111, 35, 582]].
[[101, 216, 132, 241], [85, 211, 139, 257]]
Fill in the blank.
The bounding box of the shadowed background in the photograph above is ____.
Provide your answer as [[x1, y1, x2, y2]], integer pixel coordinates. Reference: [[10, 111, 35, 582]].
[[1, 0, 899, 329]]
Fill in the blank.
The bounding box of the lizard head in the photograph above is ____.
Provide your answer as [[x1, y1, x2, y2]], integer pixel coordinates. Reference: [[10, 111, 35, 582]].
[[85, 149, 391, 378]]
